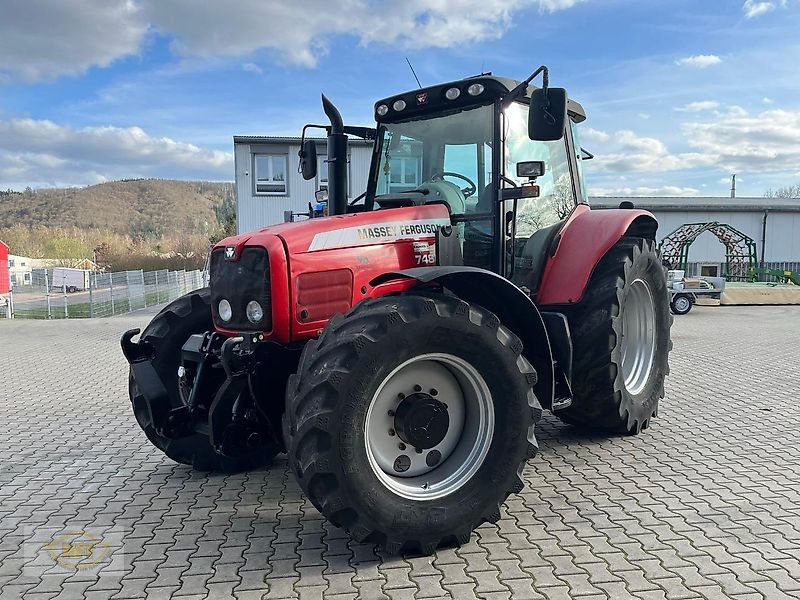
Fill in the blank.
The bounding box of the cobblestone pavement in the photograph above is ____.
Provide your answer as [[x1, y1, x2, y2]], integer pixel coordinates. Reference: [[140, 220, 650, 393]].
[[1, 305, 799, 600]]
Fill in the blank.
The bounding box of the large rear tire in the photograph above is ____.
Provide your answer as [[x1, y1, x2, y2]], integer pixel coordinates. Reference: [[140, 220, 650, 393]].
[[129, 289, 276, 472], [558, 238, 672, 433], [284, 294, 541, 554]]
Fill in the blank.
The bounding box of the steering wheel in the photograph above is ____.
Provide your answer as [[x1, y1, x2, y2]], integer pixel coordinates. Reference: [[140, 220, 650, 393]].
[[431, 171, 477, 198]]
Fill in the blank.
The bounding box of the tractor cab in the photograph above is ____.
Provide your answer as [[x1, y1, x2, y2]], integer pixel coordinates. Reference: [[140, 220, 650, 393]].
[[302, 69, 590, 296]]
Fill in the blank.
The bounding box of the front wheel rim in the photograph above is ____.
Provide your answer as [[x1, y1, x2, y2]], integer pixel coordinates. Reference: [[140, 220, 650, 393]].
[[621, 278, 657, 395], [675, 297, 690, 312], [364, 353, 494, 501]]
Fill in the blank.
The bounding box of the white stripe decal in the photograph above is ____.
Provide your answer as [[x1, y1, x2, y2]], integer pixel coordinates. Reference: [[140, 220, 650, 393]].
[[307, 218, 451, 252]]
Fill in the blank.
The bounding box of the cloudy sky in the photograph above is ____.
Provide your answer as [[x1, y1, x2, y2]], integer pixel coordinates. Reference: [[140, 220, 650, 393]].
[[1, 0, 799, 197]]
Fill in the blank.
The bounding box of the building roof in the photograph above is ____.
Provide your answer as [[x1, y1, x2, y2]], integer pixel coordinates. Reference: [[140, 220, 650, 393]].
[[233, 135, 372, 145], [590, 196, 800, 212]]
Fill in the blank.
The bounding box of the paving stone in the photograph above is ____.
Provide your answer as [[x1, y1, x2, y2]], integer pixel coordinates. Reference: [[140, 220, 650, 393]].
[[2, 297, 800, 600]]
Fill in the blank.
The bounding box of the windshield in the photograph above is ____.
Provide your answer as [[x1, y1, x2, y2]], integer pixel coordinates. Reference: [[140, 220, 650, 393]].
[[374, 104, 494, 215]]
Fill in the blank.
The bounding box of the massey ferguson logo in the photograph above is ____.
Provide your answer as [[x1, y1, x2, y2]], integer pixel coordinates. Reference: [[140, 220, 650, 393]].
[[416, 92, 428, 104], [224, 246, 236, 260]]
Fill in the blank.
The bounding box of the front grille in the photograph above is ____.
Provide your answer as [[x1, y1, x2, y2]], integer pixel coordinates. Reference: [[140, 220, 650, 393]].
[[210, 246, 272, 331]]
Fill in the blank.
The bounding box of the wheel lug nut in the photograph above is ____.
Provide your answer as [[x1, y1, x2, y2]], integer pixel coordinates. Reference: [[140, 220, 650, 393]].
[[388, 429, 396, 436], [415, 447, 423, 454], [399, 443, 406, 450], [388, 409, 395, 417], [393, 455, 411, 473], [426, 450, 442, 467], [398, 393, 405, 400], [414, 384, 422, 392], [430, 388, 438, 396]]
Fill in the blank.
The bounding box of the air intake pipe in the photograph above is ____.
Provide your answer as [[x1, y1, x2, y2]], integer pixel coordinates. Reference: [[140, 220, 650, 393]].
[[322, 94, 348, 216]]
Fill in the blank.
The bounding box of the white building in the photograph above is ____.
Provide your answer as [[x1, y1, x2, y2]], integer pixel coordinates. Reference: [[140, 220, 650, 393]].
[[230, 140, 800, 274], [8, 254, 33, 287], [592, 196, 800, 275], [233, 136, 373, 234]]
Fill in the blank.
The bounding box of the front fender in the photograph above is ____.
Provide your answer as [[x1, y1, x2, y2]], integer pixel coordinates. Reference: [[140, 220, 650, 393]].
[[371, 266, 556, 409], [537, 205, 658, 305]]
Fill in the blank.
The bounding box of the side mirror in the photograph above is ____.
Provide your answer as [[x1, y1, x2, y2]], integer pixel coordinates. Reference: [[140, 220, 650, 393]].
[[299, 140, 317, 180], [528, 87, 567, 141], [516, 160, 545, 179]]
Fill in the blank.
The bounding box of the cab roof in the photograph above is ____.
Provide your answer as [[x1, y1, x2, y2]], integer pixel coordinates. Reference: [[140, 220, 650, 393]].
[[375, 73, 586, 124]]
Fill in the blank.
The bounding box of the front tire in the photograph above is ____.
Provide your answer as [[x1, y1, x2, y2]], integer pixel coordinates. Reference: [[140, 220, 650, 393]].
[[129, 289, 276, 472], [284, 294, 541, 554], [558, 238, 672, 433]]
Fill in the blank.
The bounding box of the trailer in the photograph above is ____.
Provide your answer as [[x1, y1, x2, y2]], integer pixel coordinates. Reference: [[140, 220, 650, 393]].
[[51, 267, 90, 293], [667, 270, 724, 315]]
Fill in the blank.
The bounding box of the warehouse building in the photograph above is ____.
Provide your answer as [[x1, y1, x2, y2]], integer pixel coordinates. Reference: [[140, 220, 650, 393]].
[[231, 139, 799, 275], [592, 196, 800, 275], [233, 136, 372, 234]]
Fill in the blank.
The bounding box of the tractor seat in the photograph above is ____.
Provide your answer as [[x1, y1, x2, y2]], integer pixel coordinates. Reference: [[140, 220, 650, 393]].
[[515, 220, 564, 292]]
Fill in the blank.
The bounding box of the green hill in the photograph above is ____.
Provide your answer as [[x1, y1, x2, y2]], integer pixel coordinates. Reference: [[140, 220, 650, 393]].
[[0, 179, 234, 237]]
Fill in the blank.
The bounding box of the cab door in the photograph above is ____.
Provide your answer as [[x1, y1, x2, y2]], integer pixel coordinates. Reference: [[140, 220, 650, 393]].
[[501, 102, 581, 290]]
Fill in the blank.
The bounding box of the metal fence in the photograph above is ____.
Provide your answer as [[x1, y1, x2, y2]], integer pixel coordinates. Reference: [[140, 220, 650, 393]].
[[1, 269, 205, 319], [685, 261, 800, 282]]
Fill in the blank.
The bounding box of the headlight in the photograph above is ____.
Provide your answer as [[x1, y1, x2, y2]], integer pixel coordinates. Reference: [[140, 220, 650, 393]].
[[393, 99, 407, 111], [445, 87, 461, 100], [246, 300, 264, 324], [218, 299, 232, 322], [467, 83, 485, 96], [376, 104, 389, 116]]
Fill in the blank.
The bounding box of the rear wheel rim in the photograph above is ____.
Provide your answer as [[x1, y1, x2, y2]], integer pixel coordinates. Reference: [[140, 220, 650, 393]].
[[674, 296, 690, 313], [621, 278, 657, 395], [364, 353, 494, 501]]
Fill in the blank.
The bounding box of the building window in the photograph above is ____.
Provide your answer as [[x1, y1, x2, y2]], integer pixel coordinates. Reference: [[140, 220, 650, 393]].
[[317, 155, 329, 190], [317, 154, 354, 196], [388, 157, 420, 193], [8, 258, 14, 268], [253, 154, 288, 195], [23, 273, 30, 284]]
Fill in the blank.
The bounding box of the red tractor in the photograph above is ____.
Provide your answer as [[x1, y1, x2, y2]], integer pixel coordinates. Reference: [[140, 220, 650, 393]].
[[122, 66, 671, 554]]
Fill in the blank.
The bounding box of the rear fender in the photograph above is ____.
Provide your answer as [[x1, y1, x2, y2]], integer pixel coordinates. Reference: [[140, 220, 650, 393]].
[[537, 205, 658, 306], [371, 266, 556, 409]]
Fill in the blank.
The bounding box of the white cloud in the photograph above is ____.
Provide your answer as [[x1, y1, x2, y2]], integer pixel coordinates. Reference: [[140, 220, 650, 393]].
[[590, 185, 699, 197], [590, 130, 715, 173], [675, 101, 720, 112], [144, 0, 583, 68], [763, 97, 774, 104], [580, 127, 611, 142], [742, 0, 786, 19], [684, 108, 800, 173], [0, 0, 585, 80], [0, 118, 232, 188], [675, 54, 722, 68], [242, 62, 264, 75], [0, 0, 146, 82]]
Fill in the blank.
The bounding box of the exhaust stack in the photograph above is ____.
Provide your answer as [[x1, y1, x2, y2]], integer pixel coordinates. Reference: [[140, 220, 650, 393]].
[[322, 95, 348, 216]]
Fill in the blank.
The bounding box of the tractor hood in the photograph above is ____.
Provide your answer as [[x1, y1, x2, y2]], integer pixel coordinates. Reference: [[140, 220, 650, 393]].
[[218, 204, 452, 256]]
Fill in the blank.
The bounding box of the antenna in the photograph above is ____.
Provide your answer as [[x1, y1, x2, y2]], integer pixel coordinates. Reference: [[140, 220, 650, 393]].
[[405, 57, 422, 89]]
